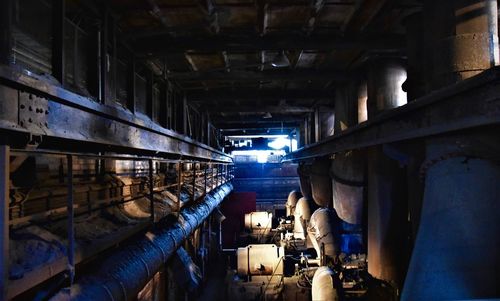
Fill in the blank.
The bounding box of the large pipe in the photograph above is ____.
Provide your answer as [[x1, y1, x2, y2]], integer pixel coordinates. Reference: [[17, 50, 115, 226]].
[[307, 208, 341, 263], [330, 151, 364, 225], [311, 267, 339, 301], [297, 163, 313, 200], [402, 133, 500, 300], [293, 197, 312, 240], [50, 183, 233, 301], [402, 2, 500, 299], [310, 158, 332, 207], [286, 190, 301, 217]]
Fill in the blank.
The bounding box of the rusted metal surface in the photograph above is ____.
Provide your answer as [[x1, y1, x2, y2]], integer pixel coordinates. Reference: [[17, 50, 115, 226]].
[[50, 183, 233, 301], [0, 66, 232, 163], [284, 66, 500, 162]]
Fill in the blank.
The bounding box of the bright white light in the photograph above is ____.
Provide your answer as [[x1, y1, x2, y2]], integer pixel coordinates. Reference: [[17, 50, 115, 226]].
[[257, 152, 268, 163], [268, 137, 290, 150], [231, 150, 286, 164]]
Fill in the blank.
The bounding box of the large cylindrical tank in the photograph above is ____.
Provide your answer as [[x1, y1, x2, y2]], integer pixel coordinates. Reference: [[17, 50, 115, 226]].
[[308, 208, 341, 262], [330, 151, 364, 225], [297, 163, 313, 200], [286, 190, 302, 217], [312, 267, 339, 301], [293, 197, 312, 239], [310, 158, 333, 207]]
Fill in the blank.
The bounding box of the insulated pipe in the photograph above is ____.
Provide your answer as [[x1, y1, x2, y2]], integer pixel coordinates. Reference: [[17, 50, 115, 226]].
[[311, 267, 339, 301], [307, 208, 341, 263], [310, 158, 332, 207], [293, 197, 312, 240], [330, 151, 364, 225], [286, 190, 301, 217], [50, 183, 233, 301]]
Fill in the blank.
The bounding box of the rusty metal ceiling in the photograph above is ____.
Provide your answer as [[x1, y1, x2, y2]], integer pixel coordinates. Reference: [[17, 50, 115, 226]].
[[107, 0, 421, 132]]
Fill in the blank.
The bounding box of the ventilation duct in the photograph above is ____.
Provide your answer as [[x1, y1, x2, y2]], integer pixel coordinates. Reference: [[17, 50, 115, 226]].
[[310, 158, 333, 207], [331, 151, 365, 224], [297, 163, 313, 200]]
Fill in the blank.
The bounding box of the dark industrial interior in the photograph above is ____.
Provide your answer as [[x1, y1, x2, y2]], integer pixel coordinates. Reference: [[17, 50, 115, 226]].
[[1, 1, 500, 300]]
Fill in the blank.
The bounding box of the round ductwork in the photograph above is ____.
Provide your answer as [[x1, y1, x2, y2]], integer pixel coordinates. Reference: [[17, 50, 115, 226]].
[[312, 267, 339, 301], [297, 163, 313, 200], [286, 190, 302, 217], [293, 197, 312, 239], [330, 151, 365, 225], [308, 208, 341, 262], [310, 158, 332, 207]]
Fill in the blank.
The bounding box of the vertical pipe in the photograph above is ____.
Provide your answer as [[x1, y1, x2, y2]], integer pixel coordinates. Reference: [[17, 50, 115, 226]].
[[402, 2, 500, 299], [66, 155, 75, 285], [366, 58, 409, 290], [0, 146, 9, 300], [148, 159, 155, 223]]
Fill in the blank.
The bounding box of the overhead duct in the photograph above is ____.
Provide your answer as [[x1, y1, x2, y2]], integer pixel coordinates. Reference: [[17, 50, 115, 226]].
[[310, 157, 333, 207], [311, 267, 339, 301], [330, 151, 365, 225], [50, 183, 233, 301], [286, 190, 301, 217], [307, 208, 342, 263]]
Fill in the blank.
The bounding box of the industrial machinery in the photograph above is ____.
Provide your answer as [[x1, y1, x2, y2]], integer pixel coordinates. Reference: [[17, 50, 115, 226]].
[[225, 188, 369, 301]]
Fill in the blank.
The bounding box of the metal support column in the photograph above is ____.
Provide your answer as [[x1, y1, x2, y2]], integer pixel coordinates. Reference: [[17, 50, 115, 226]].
[[0, 146, 9, 300], [177, 162, 183, 212], [148, 159, 155, 223], [191, 162, 196, 202], [204, 163, 207, 194], [66, 155, 75, 285]]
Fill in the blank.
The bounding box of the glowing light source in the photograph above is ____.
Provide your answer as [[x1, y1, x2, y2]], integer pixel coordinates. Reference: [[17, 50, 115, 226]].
[[268, 136, 289, 149]]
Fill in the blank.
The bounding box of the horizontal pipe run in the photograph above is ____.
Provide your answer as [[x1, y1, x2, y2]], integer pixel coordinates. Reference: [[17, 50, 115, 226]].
[[50, 183, 233, 301]]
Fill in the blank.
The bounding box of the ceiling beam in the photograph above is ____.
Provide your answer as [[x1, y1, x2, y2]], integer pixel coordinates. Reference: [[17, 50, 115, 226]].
[[204, 105, 315, 114], [221, 128, 296, 136], [217, 122, 300, 130], [133, 33, 405, 55], [168, 69, 352, 82], [211, 115, 304, 124], [343, 0, 392, 33], [187, 88, 334, 100]]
